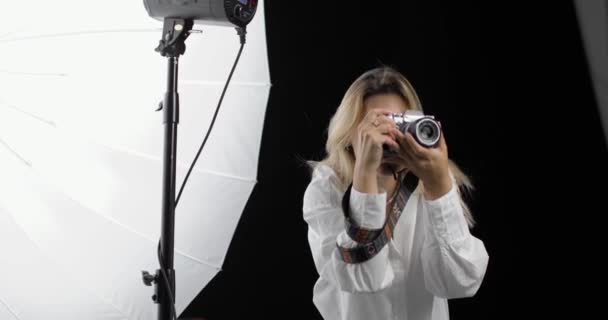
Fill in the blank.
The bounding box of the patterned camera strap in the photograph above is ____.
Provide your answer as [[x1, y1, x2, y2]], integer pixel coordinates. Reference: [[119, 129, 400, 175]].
[[337, 174, 416, 264]]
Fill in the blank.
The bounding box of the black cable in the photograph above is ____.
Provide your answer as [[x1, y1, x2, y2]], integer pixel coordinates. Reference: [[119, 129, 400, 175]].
[[175, 27, 247, 207]]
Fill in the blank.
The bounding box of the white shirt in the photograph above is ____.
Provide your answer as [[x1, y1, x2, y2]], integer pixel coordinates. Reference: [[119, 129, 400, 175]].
[[302, 164, 489, 320]]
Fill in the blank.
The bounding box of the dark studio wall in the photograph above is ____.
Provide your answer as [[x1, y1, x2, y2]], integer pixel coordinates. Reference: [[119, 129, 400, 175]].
[[182, 1, 607, 319]]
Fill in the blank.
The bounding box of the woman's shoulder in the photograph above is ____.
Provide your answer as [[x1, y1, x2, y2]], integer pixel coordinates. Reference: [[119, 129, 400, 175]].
[[302, 162, 343, 211], [308, 162, 347, 191], [309, 161, 338, 180]]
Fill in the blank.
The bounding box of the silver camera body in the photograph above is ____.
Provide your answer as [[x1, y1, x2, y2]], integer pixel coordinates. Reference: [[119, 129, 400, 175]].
[[383, 110, 441, 157]]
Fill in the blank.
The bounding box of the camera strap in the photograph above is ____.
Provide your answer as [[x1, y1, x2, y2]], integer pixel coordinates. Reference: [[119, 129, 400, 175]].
[[337, 172, 418, 264]]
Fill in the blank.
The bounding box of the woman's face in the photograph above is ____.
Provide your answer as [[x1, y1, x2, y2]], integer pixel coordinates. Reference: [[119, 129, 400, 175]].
[[354, 93, 409, 176], [364, 92, 408, 115]]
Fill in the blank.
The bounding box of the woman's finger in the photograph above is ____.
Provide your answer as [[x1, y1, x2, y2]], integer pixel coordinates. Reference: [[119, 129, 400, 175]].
[[438, 130, 448, 153], [381, 135, 400, 151], [361, 115, 394, 132], [368, 114, 397, 129], [403, 132, 426, 158], [394, 130, 418, 158], [374, 123, 397, 137], [365, 109, 398, 123]]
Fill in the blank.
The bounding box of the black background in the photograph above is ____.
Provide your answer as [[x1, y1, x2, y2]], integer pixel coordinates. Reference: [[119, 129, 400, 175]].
[[182, 1, 608, 319]]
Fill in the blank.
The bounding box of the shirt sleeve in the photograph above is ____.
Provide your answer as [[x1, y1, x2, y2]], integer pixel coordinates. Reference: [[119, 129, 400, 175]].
[[419, 173, 490, 299], [303, 164, 397, 293], [347, 187, 386, 230]]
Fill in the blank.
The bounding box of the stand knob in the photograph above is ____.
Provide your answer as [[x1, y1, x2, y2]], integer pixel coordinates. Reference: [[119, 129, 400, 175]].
[[142, 270, 157, 286]]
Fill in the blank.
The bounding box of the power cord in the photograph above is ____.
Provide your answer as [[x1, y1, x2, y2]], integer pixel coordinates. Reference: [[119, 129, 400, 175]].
[[175, 27, 247, 207]]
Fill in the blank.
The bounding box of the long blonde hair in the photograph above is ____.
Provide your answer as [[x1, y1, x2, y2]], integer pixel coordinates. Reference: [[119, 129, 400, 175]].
[[314, 66, 476, 226]]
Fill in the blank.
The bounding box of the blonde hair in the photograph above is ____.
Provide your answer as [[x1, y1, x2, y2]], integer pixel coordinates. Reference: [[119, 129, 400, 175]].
[[314, 66, 476, 226]]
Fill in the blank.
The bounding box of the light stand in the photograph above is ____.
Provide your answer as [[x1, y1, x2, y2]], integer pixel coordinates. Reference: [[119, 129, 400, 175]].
[[142, 18, 194, 320], [141, 1, 258, 319]]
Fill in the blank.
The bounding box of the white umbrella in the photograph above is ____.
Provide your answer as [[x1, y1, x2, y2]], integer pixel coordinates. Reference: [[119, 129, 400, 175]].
[[0, 0, 270, 319], [573, 0, 608, 146]]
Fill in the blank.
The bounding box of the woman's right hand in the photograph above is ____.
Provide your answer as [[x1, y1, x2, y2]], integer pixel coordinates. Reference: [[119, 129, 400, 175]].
[[352, 109, 401, 193]]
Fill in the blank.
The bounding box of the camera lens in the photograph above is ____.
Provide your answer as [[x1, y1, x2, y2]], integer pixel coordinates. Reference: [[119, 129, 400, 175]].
[[420, 124, 435, 139], [415, 119, 440, 147]]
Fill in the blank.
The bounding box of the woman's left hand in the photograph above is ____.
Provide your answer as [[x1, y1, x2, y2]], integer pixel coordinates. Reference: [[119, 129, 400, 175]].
[[393, 129, 452, 199]]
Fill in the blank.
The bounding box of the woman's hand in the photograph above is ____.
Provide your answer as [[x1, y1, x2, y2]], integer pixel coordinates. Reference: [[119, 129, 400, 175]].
[[351, 109, 401, 194], [393, 129, 453, 200]]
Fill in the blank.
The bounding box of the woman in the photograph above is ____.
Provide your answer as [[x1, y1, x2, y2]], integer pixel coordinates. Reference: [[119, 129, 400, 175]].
[[303, 67, 489, 320]]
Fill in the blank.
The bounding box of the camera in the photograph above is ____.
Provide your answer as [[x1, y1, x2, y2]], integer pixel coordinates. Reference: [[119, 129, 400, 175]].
[[383, 110, 441, 157]]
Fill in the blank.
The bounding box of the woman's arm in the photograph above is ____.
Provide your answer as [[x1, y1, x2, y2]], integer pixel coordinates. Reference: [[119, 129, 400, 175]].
[[303, 165, 397, 293], [419, 179, 489, 299], [392, 125, 489, 298]]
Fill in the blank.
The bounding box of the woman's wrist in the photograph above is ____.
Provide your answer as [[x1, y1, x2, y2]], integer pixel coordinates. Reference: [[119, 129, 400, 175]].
[[423, 173, 453, 200], [353, 163, 378, 194]]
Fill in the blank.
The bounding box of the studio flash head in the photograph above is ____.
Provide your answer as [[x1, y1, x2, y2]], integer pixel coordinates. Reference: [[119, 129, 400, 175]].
[[144, 0, 258, 27]]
